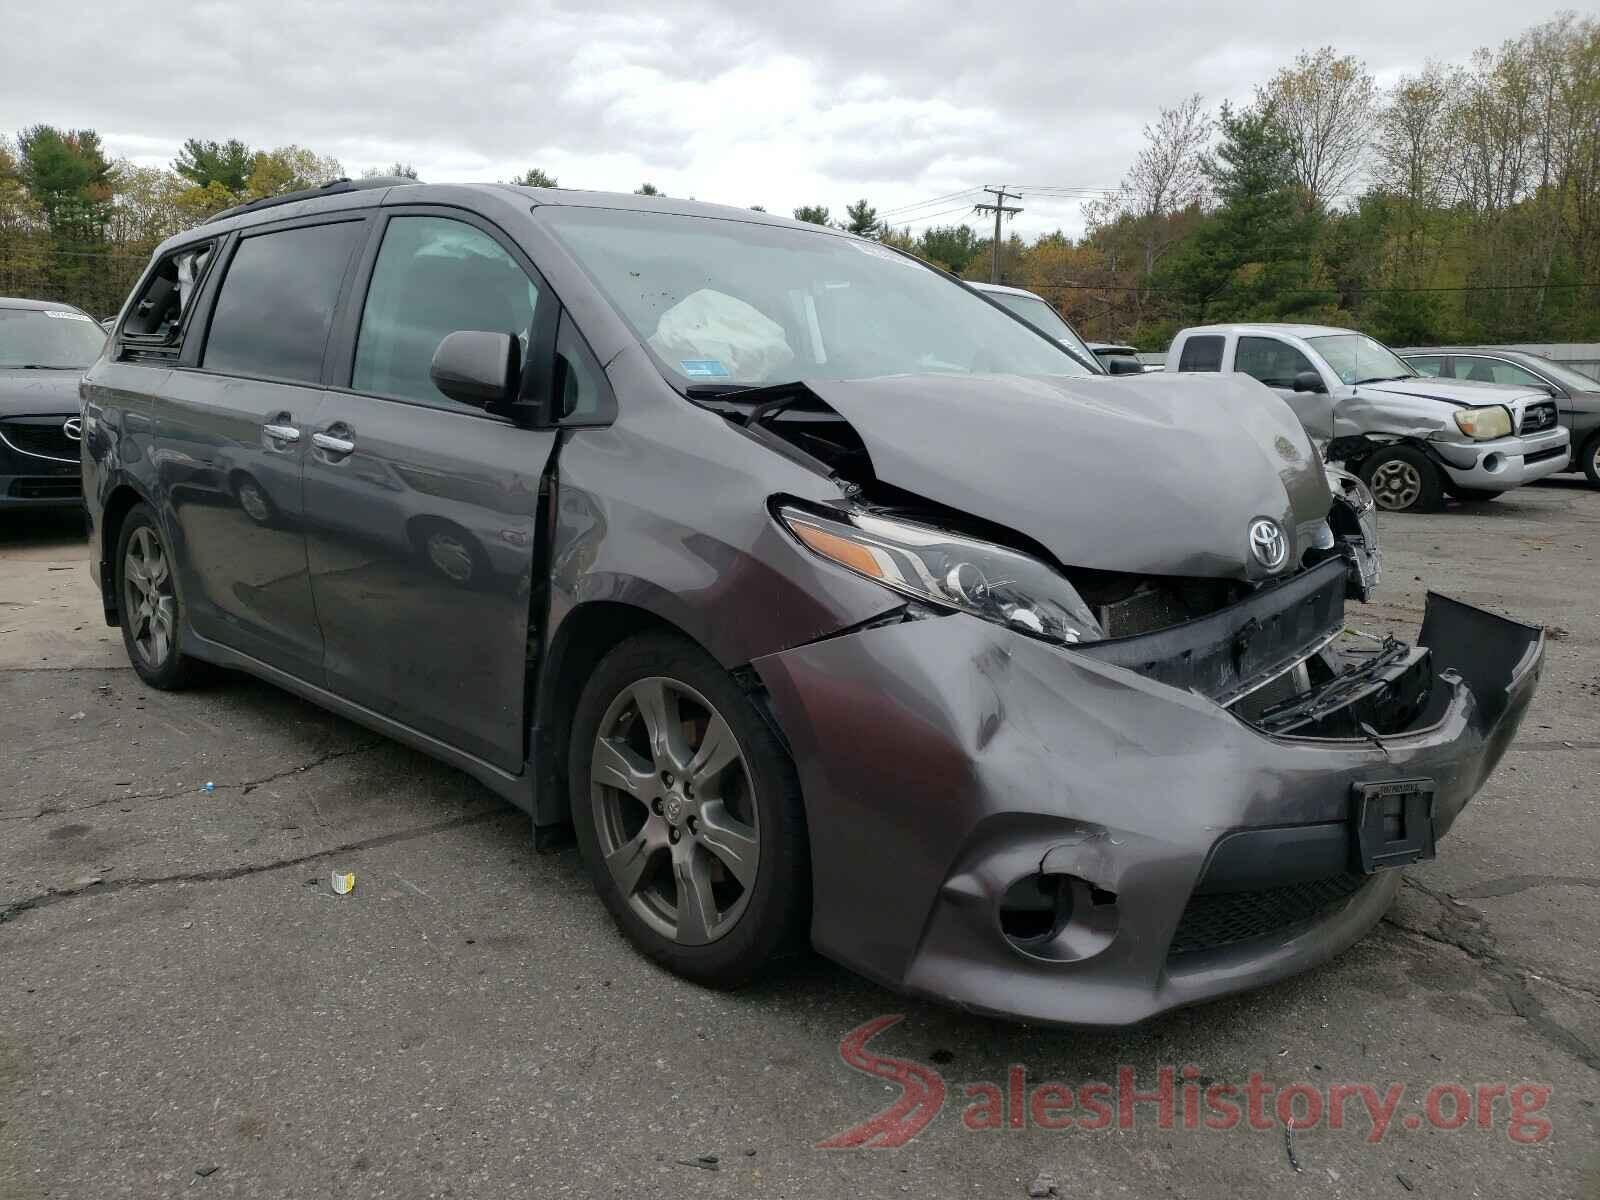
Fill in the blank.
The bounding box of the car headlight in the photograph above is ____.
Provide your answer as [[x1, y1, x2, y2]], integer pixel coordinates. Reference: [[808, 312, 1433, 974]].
[[1453, 405, 1512, 440], [778, 505, 1104, 645]]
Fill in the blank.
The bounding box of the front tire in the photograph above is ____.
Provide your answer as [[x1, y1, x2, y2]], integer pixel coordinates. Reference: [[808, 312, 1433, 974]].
[[1581, 433, 1600, 489], [1358, 445, 1444, 513], [568, 632, 809, 988], [115, 503, 200, 689]]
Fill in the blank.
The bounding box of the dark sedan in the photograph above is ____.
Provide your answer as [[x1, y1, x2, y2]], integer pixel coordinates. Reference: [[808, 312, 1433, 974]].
[[0, 298, 105, 511], [1398, 346, 1600, 488]]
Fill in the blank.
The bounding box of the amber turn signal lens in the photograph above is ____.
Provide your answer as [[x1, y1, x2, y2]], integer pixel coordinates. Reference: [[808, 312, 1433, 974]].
[[791, 520, 885, 578]]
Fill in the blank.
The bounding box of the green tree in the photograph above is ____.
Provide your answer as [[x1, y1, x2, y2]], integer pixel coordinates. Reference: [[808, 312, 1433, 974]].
[[511, 166, 557, 187], [844, 198, 880, 237], [244, 146, 343, 200], [172, 138, 255, 193], [1159, 101, 1316, 321], [634, 182, 661, 196], [16, 126, 113, 223], [792, 204, 831, 225], [917, 223, 981, 273]]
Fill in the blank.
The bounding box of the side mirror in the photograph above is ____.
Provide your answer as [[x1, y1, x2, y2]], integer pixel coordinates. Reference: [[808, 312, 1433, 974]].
[[1106, 356, 1144, 375], [430, 331, 521, 409], [1293, 370, 1327, 394]]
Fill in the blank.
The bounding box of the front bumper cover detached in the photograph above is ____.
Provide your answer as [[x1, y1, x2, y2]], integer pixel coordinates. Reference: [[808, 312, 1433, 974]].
[[751, 591, 1542, 1028]]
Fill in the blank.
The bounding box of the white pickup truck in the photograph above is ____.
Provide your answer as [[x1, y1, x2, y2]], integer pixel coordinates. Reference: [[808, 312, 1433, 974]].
[[1167, 323, 1571, 512]]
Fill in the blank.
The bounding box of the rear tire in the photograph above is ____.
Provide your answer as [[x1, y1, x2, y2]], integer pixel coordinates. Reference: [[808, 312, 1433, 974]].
[[568, 631, 809, 988], [115, 503, 201, 690], [1581, 433, 1600, 489], [1357, 445, 1444, 513]]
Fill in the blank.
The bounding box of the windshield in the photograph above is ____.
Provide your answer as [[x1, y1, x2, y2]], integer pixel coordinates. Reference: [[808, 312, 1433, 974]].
[[1308, 333, 1414, 386], [1524, 354, 1600, 392], [0, 307, 106, 369], [983, 291, 1101, 371], [538, 208, 1093, 386]]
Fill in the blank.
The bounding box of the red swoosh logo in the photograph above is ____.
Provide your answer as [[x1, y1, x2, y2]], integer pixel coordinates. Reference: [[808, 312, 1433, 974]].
[[817, 1014, 945, 1148]]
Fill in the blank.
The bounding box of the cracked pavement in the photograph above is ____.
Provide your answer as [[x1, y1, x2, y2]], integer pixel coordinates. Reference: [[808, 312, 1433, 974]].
[[1, 490, 1598, 1199]]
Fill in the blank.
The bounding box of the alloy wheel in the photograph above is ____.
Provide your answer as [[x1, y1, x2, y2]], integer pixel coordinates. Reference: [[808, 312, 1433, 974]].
[[1369, 459, 1422, 511], [590, 676, 760, 946], [123, 526, 176, 669]]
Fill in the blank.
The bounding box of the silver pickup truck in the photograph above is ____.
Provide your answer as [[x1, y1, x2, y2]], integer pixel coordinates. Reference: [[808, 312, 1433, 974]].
[[1168, 323, 1571, 512]]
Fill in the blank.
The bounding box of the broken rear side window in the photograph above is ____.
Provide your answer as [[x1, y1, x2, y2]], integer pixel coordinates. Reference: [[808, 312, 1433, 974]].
[[122, 242, 217, 346]]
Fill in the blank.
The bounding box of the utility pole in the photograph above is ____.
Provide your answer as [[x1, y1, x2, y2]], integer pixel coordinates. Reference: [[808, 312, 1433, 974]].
[[973, 186, 1023, 283]]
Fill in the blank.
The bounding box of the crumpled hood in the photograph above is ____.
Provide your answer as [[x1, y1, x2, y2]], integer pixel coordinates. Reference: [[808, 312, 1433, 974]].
[[0, 368, 82, 418], [1358, 376, 1545, 410], [804, 371, 1331, 581]]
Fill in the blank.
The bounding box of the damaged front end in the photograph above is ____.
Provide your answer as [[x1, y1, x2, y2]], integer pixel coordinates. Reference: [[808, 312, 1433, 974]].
[[753, 580, 1542, 1026], [737, 380, 1544, 1027]]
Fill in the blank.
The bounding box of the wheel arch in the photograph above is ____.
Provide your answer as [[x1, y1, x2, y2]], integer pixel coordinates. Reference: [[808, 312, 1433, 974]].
[[98, 481, 158, 625], [531, 599, 712, 832]]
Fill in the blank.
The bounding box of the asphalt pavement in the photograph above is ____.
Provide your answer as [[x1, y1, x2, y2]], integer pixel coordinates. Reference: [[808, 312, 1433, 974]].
[[1, 487, 1597, 1199]]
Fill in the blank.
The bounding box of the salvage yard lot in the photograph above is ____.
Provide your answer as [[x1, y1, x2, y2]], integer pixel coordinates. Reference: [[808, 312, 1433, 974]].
[[2, 486, 1598, 1199]]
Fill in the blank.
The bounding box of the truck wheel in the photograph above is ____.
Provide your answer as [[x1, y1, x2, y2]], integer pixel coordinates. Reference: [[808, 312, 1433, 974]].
[[1358, 446, 1444, 513], [1581, 433, 1600, 489], [568, 632, 810, 988]]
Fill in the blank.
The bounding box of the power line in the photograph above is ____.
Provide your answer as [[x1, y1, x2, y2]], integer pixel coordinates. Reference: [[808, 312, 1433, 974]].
[[877, 187, 985, 219], [892, 203, 986, 229]]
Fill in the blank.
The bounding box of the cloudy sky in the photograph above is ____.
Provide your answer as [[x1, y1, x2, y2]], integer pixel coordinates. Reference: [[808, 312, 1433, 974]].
[[1, 0, 1552, 238]]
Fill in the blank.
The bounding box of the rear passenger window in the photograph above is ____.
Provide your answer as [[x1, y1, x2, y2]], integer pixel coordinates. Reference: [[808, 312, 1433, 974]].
[[1235, 336, 1316, 388], [1177, 335, 1223, 372], [204, 221, 365, 384], [123, 241, 216, 349], [1409, 356, 1446, 377], [353, 216, 539, 405], [1458, 357, 1544, 388]]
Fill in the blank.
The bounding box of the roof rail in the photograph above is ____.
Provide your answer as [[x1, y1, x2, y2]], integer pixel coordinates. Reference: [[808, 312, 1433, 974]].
[[202, 175, 421, 225]]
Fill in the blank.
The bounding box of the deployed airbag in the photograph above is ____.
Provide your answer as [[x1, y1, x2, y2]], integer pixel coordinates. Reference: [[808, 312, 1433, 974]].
[[647, 288, 795, 382]]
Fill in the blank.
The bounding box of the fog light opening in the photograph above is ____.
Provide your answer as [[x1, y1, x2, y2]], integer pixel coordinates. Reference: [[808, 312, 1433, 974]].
[[1482, 452, 1504, 473], [999, 873, 1071, 945], [999, 872, 1120, 962]]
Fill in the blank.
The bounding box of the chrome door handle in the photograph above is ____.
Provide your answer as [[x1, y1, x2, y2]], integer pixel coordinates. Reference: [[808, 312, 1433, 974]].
[[263, 423, 300, 443], [312, 432, 356, 454]]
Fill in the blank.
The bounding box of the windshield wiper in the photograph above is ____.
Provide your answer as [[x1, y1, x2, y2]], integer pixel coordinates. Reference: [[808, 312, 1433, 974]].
[[684, 382, 762, 398], [1354, 374, 1412, 385], [6, 364, 81, 370]]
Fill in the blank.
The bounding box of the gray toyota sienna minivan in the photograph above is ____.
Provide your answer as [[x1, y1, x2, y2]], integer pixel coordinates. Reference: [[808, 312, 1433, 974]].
[[82, 179, 1543, 1026]]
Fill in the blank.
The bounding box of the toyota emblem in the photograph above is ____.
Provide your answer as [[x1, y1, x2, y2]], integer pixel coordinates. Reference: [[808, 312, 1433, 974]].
[[1249, 518, 1288, 571], [63, 417, 83, 442]]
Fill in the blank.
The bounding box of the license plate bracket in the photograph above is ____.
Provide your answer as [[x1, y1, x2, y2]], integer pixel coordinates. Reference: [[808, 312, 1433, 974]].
[[1353, 778, 1437, 873]]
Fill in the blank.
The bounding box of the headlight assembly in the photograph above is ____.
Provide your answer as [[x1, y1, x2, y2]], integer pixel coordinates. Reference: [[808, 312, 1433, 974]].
[[1453, 405, 1513, 440], [778, 505, 1104, 645]]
